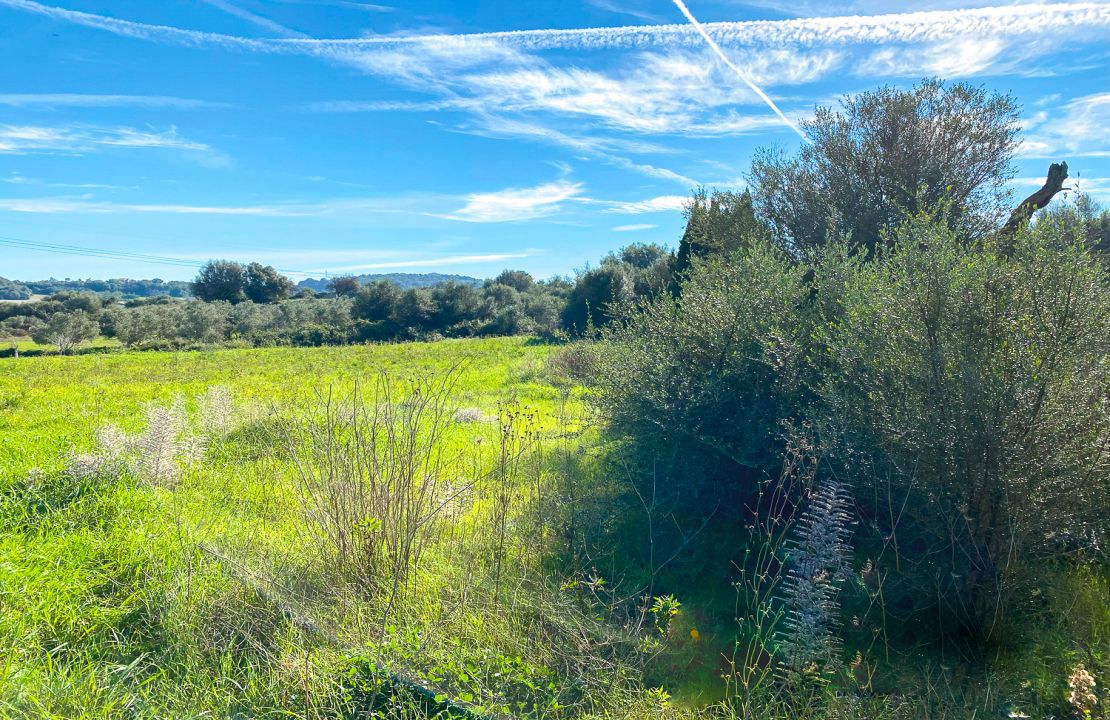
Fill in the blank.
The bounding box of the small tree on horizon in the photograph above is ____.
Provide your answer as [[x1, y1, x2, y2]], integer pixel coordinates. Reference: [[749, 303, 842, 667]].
[[31, 310, 99, 354], [244, 262, 295, 304], [191, 261, 247, 304], [327, 275, 361, 298]]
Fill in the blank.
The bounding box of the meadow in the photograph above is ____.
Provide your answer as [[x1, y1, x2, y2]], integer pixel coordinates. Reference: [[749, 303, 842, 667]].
[[3, 332, 1109, 720], [0, 338, 680, 719]]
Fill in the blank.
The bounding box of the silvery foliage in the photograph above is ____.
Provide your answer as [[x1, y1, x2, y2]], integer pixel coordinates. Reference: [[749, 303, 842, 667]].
[[62, 386, 234, 485], [777, 479, 854, 675]]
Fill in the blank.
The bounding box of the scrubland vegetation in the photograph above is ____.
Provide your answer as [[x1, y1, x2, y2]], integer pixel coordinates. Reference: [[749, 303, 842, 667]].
[[2, 79, 1110, 718]]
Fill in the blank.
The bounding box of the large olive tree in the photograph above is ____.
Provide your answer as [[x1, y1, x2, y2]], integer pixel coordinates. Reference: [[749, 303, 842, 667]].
[[751, 78, 1021, 259]]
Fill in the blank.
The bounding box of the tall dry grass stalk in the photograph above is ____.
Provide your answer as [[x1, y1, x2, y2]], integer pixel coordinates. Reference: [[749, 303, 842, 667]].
[[726, 430, 815, 706], [283, 370, 461, 598]]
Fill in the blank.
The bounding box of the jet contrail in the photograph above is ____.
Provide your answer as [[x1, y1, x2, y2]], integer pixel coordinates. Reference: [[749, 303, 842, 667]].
[[670, 0, 809, 142]]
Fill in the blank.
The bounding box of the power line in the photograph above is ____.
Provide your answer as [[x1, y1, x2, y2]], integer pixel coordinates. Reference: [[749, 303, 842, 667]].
[[0, 234, 321, 278]]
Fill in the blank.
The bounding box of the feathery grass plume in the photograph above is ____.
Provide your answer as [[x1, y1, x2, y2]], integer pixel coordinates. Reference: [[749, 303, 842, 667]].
[[62, 451, 116, 480], [197, 385, 234, 439], [777, 478, 854, 677], [453, 407, 495, 424], [60, 386, 235, 486], [1067, 663, 1098, 716], [62, 423, 130, 479], [94, 423, 132, 458], [133, 398, 188, 486]]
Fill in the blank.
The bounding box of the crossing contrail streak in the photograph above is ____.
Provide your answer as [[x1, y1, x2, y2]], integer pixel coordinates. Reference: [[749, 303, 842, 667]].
[[669, 0, 808, 142]]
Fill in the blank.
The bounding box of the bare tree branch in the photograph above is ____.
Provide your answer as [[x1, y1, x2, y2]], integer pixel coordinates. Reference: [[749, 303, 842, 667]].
[[1001, 161, 1069, 238]]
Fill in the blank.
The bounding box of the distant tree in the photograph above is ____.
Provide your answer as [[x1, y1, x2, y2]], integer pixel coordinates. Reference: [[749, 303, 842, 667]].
[[178, 301, 230, 343], [608, 243, 675, 299], [561, 264, 633, 335], [673, 190, 764, 289], [392, 288, 437, 331], [750, 78, 1021, 259], [431, 281, 484, 330], [351, 281, 402, 322], [0, 277, 31, 301], [327, 275, 361, 298], [52, 291, 103, 315], [191, 261, 247, 304], [31, 311, 98, 354], [617, 243, 671, 270], [244, 263, 295, 304], [492, 270, 534, 292], [1076, 193, 1110, 256]]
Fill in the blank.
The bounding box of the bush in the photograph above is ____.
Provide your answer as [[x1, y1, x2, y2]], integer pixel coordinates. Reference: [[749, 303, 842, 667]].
[[590, 210, 1110, 645], [814, 211, 1110, 636], [30, 310, 99, 354]]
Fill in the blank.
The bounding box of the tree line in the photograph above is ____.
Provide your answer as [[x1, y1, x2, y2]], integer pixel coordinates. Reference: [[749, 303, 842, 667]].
[[0, 242, 679, 352]]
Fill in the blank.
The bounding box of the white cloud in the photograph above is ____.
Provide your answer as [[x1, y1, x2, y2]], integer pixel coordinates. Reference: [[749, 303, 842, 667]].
[[1, 172, 133, 190], [13, 0, 1102, 53], [200, 0, 306, 38], [441, 180, 585, 222], [0, 196, 305, 215], [857, 37, 1005, 77], [4, 0, 1107, 187], [1020, 93, 1110, 160], [0, 93, 221, 108], [670, 0, 807, 141], [324, 252, 537, 272], [603, 195, 689, 213], [460, 48, 834, 137], [724, 0, 1085, 18], [613, 223, 657, 231], [0, 124, 220, 158]]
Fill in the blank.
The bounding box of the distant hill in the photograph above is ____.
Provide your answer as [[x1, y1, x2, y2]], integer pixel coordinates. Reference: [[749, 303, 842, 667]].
[[296, 272, 483, 292], [0, 277, 32, 301]]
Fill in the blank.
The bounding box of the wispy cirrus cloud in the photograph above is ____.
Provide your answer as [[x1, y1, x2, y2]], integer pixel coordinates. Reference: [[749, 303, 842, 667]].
[[0, 93, 223, 109], [612, 223, 657, 231], [200, 0, 307, 38], [0, 182, 589, 221], [3, 0, 1107, 189], [2, 172, 134, 190], [0, 195, 302, 215], [8, 0, 1104, 52], [323, 252, 538, 272], [440, 180, 585, 222], [0, 124, 224, 164], [602, 195, 689, 213], [1020, 92, 1110, 159]]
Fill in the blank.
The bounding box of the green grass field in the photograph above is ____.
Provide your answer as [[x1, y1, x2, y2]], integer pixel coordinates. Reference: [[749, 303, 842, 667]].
[[4, 339, 1107, 720], [1, 338, 677, 719]]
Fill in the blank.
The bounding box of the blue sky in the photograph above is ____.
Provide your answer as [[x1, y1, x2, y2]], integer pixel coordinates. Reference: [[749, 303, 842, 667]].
[[0, 0, 1107, 282]]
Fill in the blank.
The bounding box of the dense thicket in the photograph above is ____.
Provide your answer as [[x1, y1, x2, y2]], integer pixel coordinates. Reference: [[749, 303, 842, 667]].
[[22, 277, 190, 298], [584, 79, 1110, 656], [0, 277, 31, 300]]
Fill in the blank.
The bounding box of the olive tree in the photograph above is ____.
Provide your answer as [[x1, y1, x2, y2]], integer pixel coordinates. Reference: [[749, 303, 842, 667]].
[[31, 310, 99, 354], [751, 78, 1021, 259]]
